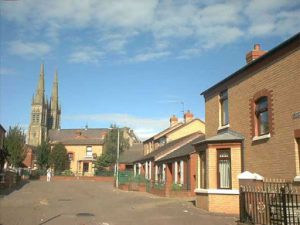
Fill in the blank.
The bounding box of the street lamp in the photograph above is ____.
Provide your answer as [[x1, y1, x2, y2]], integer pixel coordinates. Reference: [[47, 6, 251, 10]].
[[116, 127, 120, 189], [108, 126, 120, 188]]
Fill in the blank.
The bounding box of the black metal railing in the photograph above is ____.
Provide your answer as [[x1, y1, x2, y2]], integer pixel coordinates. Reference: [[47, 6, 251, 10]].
[[240, 183, 300, 225]]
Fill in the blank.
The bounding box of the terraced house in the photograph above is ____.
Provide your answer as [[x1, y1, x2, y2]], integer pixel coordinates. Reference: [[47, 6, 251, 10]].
[[194, 33, 300, 214], [132, 111, 205, 196]]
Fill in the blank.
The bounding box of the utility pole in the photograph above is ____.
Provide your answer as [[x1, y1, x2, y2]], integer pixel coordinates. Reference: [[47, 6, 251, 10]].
[[116, 128, 120, 189]]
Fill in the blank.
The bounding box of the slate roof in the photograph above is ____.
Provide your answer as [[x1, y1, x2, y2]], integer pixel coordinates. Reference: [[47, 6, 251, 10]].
[[119, 143, 143, 164], [156, 135, 205, 162], [154, 119, 205, 141], [193, 129, 244, 145], [144, 122, 183, 142], [48, 128, 108, 145], [135, 132, 204, 163]]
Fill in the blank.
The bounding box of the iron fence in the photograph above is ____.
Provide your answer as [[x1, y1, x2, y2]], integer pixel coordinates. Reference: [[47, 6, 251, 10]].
[[240, 182, 300, 225]]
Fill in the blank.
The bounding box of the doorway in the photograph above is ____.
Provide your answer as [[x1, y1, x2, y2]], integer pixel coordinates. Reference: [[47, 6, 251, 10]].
[[83, 162, 89, 174]]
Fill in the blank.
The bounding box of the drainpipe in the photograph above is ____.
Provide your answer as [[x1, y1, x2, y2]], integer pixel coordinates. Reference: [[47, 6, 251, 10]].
[[241, 140, 245, 173]]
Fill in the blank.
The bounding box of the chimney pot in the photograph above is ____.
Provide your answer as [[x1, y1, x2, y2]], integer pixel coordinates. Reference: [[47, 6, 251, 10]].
[[184, 110, 194, 123], [246, 44, 267, 64], [254, 44, 261, 50], [170, 115, 178, 127]]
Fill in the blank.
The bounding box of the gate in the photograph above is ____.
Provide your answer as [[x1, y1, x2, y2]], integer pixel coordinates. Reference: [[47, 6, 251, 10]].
[[240, 183, 300, 225]]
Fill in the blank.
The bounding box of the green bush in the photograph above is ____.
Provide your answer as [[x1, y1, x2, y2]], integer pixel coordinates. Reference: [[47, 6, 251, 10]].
[[94, 170, 114, 177], [61, 170, 74, 176], [22, 170, 30, 176], [154, 182, 165, 190], [171, 183, 183, 191], [29, 169, 46, 180]]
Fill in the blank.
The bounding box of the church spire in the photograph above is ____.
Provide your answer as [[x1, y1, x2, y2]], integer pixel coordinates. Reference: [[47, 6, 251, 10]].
[[34, 63, 45, 104], [51, 69, 58, 109], [48, 69, 61, 129]]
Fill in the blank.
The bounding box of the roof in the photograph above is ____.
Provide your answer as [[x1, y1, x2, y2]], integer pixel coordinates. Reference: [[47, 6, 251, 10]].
[[193, 129, 244, 145], [201, 32, 300, 97], [119, 143, 143, 164], [144, 118, 205, 143], [154, 118, 204, 140], [156, 135, 205, 162], [144, 122, 183, 142], [0, 124, 6, 132], [135, 132, 204, 163], [48, 128, 108, 145]]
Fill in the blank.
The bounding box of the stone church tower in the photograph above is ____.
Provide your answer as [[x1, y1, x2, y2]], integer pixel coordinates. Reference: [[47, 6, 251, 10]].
[[28, 64, 61, 146]]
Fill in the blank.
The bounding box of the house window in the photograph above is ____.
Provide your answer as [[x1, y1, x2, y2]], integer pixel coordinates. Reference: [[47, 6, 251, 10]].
[[68, 152, 74, 161], [220, 90, 229, 126], [86, 146, 93, 157], [217, 149, 231, 189], [159, 137, 166, 146], [255, 96, 269, 135], [199, 151, 206, 189]]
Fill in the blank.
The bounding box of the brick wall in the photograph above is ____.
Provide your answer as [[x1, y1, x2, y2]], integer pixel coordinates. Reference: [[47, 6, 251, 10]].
[[195, 193, 239, 215], [208, 194, 239, 215], [205, 45, 300, 179]]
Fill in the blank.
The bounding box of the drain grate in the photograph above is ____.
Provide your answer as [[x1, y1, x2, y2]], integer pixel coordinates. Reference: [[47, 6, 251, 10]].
[[76, 213, 95, 217]]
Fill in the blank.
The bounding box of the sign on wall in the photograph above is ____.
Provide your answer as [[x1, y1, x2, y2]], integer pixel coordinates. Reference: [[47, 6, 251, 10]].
[[293, 112, 300, 120]]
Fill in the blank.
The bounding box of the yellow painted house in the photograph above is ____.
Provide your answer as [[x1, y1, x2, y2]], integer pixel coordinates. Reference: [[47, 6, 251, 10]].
[[143, 111, 205, 155], [49, 128, 107, 176]]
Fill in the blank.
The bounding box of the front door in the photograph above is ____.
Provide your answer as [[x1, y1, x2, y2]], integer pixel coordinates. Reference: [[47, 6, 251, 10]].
[[83, 162, 89, 174]]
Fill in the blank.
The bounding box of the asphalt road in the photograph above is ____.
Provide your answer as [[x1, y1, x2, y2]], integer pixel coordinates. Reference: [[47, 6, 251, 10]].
[[0, 180, 237, 225]]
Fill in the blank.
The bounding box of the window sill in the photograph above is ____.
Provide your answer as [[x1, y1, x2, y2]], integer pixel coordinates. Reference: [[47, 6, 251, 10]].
[[294, 176, 300, 182], [252, 133, 271, 141], [218, 124, 230, 131], [194, 188, 239, 195]]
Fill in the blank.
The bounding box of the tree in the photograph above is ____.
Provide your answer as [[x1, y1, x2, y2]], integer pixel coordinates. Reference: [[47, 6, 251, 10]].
[[36, 141, 51, 170], [95, 126, 129, 170], [0, 146, 9, 172], [50, 143, 68, 173], [4, 125, 26, 168]]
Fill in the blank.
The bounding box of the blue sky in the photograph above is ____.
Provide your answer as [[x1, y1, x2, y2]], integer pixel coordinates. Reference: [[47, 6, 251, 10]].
[[0, 0, 299, 140]]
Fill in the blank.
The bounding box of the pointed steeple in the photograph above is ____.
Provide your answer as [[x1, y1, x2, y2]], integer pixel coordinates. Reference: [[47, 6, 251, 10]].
[[51, 69, 59, 110], [34, 63, 45, 104], [48, 69, 61, 130]]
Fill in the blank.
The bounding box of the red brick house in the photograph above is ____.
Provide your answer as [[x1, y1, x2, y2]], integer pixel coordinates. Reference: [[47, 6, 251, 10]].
[[194, 32, 300, 214], [22, 145, 37, 168], [133, 132, 204, 196], [155, 134, 204, 197]]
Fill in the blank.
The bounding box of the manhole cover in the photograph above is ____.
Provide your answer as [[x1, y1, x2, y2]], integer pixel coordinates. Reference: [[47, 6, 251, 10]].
[[76, 213, 95, 217]]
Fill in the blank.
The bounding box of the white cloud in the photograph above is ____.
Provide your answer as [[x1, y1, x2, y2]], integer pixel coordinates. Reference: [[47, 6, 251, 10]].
[[63, 113, 169, 140], [130, 51, 170, 62], [1, 0, 300, 61], [68, 46, 103, 64], [0, 67, 16, 76], [8, 40, 51, 58], [245, 0, 300, 37]]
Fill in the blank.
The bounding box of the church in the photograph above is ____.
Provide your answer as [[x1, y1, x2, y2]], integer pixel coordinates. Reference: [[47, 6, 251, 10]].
[[27, 65, 140, 175], [27, 64, 61, 146]]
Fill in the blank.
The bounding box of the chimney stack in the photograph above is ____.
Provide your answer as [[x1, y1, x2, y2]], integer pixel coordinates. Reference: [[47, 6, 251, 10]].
[[170, 115, 178, 127], [184, 110, 194, 123], [246, 44, 267, 64]]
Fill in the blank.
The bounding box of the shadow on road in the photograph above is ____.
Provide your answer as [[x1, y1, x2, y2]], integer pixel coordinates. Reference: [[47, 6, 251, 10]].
[[0, 180, 30, 197]]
